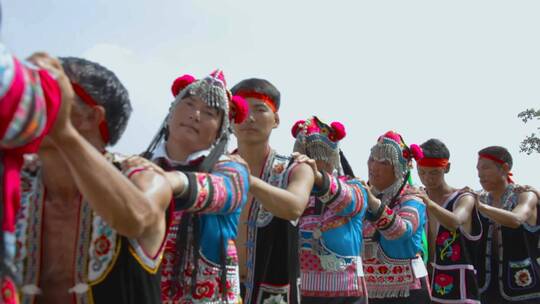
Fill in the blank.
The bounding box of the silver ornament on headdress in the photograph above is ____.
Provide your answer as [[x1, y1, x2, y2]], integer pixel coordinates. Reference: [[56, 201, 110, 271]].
[[369, 141, 410, 206], [144, 70, 232, 172]]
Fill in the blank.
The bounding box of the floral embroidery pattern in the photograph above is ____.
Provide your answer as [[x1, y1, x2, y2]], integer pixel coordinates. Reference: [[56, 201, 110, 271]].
[[437, 231, 461, 262], [434, 273, 454, 295], [88, 214, 117, 282], [193, 281, 215, 300], [515, 269, 533, 287]]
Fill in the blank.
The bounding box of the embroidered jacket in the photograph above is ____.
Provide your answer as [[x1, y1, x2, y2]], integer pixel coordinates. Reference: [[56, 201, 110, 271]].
[[477, 184, 540, 302], [157, 155, 250, 304], [15, 153, 165, 304], [431, 191, 482, 304], [299, 172, 367, 298], [362, 185, 428, 299], [242, 150, 301, 304]]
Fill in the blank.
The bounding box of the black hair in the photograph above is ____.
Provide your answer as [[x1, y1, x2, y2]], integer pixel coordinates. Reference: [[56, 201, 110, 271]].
[[60, 57, 132, 145], [231, 78, 281, 110], [478, 146, 513, 169], [420, 138, 450, 159]]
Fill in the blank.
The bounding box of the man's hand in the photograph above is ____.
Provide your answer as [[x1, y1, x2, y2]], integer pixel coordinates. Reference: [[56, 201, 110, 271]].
[[229, 154, 252, 186], [457, 186, 483, 211], [410, 187, 433, 208], [122, 156, 167, 177], [360, 180, 382, 212], [514, 185, 540, 200], [291, 152, 323, 187], [27, 52, 75, 142]]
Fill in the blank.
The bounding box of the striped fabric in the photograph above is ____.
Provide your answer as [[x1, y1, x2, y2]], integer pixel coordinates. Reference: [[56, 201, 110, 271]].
[[0, 44, 47, 149]]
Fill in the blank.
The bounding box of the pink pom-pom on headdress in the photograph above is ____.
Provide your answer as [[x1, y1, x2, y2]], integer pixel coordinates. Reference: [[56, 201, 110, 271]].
[[330, 121, 346, 141], [291, 120, 305, 138], [171, 74, 196, 97], [210, 70, 227, 87], [229, 95, 249, 124], [380, 130, 402, 144], [410, 144, 424, 161]]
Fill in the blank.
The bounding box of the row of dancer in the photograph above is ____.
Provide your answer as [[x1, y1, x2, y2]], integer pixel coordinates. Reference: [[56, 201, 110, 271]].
[[2, 46, 540, 304]]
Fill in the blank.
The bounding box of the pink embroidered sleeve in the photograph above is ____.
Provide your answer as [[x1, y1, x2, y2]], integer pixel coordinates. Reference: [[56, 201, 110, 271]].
[[0, 44, 49, 148], [315, 173, 366, 217], [173, 159, 249, 215], [373, 200, 425, 241]]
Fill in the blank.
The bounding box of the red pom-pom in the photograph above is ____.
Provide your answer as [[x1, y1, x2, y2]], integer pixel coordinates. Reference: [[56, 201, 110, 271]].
[[410, 144, 424, 161], [330, 121, 346, 141], [171, 74, 196, 97], [229, 95, 249, 124], [382, 131, 401, 144], [402, 149, 410, 160], [210, 70, 227, 86], [291, 120, 305, 138]]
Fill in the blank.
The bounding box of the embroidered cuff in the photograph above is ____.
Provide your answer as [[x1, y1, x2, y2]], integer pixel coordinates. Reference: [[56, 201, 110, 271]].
[[173, 172, 197, 211], [366, 202, 386, 222], [173, 171, 190, 198], [311, 170, 331, 197], [374, 206, 396, 230]]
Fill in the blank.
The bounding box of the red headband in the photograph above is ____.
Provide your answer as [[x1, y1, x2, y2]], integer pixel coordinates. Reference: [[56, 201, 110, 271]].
[[479, 153, 514, 183], [235, 90, 277, 113], [71, 82, 110, 144], [417, 158, 449, 168]]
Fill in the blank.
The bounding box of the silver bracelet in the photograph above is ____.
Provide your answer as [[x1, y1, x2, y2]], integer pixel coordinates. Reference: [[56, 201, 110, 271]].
[[175, 171, 189, 198]]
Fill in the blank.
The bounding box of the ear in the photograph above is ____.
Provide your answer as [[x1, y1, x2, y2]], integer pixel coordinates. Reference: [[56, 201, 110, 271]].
[[92, 105, 107, 127], [273, 112, 280, 129], [445, 162, 451, 173], [78, 105, 105, 131], [502, 162, 511, 174]]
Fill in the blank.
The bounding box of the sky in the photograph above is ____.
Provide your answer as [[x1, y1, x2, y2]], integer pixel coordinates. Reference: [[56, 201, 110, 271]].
[[3, 0, 539, 189]]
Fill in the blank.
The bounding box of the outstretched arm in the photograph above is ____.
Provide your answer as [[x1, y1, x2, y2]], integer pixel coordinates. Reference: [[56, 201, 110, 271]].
[[314, 173, 365, 217], [250, 162, 314, 220], [362, 182, 425, 241], [47, 126, 172, 242], [478, 191, 537, 228], [420, 192, 475, 232], [165, 159, 250, 215]]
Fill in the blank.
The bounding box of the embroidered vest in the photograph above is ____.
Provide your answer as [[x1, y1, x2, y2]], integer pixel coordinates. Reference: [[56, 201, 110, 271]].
[[362, 188, 428, 299], [477, 184, 540, 302], [243, 150, 300, 304], [431, 191, 482, 303], [158, 159, 243, 304], [299, 176, 366, 298], [15, 155, 163, 304]]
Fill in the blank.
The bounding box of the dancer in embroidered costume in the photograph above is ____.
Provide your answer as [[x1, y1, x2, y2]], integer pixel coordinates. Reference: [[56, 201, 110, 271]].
[[362, 130, 430, 303], [416, 139, 481, 303], [291, 116, 368, 304], [143, 71, 250, 303], [0, 48, 66, 304], [16, 57, 173, 304], [475, 146, 540, 303], [231, 78, 314, 304]]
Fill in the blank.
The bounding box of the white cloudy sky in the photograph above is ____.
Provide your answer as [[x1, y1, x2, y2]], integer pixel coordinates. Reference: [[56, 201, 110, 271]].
[[3, 0, 539, 188]]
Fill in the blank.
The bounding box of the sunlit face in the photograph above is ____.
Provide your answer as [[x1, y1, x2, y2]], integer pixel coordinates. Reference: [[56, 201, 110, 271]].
[[167, 95, 223, 153], [417, 166, 447, 189], [476, 158, 507, 191], [368, 157, 396, 190], [233, 98, 278, 144]]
